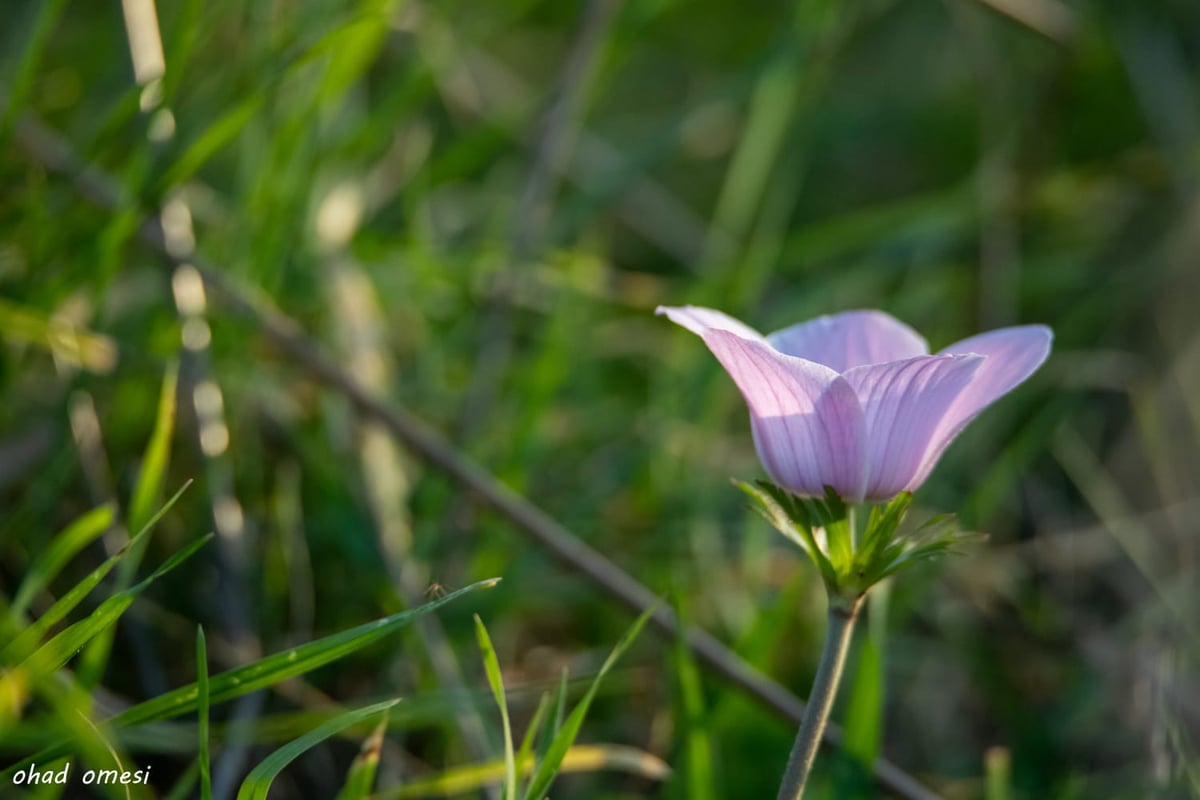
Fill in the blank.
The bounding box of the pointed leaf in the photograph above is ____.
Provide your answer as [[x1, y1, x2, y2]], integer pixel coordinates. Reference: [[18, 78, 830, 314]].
[[236, 700, 399, 800], [522, 609, 654, 800], [475, 615, 516, 800]]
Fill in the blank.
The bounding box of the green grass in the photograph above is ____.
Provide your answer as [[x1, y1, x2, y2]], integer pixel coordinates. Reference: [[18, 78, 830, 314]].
[[3, 0, 1200, 797]]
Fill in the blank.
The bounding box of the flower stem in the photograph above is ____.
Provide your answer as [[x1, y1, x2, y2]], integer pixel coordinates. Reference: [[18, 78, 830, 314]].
[[776, 595, 864, 800]]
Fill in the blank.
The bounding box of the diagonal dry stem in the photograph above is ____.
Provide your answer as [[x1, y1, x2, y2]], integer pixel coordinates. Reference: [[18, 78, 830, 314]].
[[11, 110, 943, 800]]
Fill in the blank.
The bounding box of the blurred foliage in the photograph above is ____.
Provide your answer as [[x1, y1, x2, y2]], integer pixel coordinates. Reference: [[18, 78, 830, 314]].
[[2, 0, 1200, 797]]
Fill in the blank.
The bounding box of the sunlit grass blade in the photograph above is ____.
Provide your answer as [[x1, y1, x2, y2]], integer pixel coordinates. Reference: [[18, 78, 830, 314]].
[[128, 363, 178, 538], [2, 535, 467, 784], [81, 363, 180, 687], [236, 699, 400, 800], [9, 503, 115, 619], [376, 744, 671, 799], [335, 714, 388, 800], [197, 626, 212, 800], [474, 615, 516, 799], [17, 533, 213, 674], [522, 608, 654, 800]]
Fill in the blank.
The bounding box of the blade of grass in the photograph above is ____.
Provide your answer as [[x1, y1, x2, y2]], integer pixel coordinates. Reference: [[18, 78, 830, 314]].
[[128, 363, 178, 537], [17, 533, 213, 674], [198, 626, 212, 800], [1, 573, 493, 784], [475, 615, 516, 799], [672, 596, 715, 800], [162, 94, 264, 190], [163, 760, 201, 800], [236, 699, 400, 800], [522, 608, 654, 800], [537, 668, 569, 759], [0, 0, 69, 147], [984, 746, 1012, 800], [514, 692, 551, 781], [0, 482, 191, 665], [80, 363, 179, 687], [9, 503, 115, 619], [335, 714, 388, 800], [113, 578, 499, 728]]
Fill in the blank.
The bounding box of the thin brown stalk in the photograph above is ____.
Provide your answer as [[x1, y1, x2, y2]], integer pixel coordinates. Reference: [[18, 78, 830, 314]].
[[11, 110, 943, 800]]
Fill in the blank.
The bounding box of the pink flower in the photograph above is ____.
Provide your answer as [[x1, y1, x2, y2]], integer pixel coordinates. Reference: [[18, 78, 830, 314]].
[[658, 306, 1052, 502]]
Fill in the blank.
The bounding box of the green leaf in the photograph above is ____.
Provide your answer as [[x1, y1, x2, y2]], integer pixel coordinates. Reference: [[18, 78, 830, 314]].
[[114, 579, 499, 728], [128, 363, 178, 537], [197, 626, 212, 800], [17, 533, 213, 674], [82, 363, 180, 687], [163, 94, 264, 189], [984, 746, 1012, 800], [0, 482, 191, 666], [0, 0, 69, 143], [545, 668, 569, 745], [2, 579, 500, 780], [9, 503, 115, 619], [474, 615, 516, 800], [736, 480, 837, 589], [671, 595, 715, 800], [514, 691, 551, 779], [335, 714, 388, 800], [237, 699, 400, 800], [522, 608, 654, 800]]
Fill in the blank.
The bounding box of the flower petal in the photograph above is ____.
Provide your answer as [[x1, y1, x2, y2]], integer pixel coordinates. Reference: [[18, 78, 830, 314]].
[[843, 354, 984, 500], [766, 310, 929, 372], [655, 305, 765, 341], [700, 330, 867, 500], [903, 325, 1053, 488]]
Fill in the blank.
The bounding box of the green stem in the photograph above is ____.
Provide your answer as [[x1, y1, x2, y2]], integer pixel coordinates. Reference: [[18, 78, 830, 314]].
[[776, 595, 864, 800]]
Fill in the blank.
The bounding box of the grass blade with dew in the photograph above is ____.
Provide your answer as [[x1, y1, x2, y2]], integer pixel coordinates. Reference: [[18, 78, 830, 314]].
[[2, 580, 500, 779], [236, 699, 400, 800], [475, 615, 516, 799], [335, 713, 388, 800], [113, 578, 499, 727], [522, 607, 654, 800]]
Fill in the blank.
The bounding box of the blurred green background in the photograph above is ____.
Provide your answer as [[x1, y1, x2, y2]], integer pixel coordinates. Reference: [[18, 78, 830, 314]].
[[2, 0, 1199, 797]]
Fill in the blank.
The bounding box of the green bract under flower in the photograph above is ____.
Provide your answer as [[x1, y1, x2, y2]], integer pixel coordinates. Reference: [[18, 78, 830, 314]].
[[737, 481, 980, 603]]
